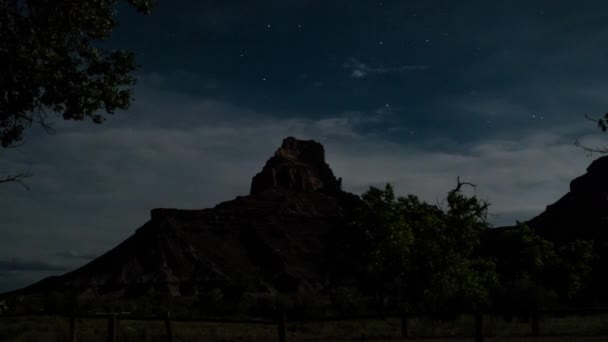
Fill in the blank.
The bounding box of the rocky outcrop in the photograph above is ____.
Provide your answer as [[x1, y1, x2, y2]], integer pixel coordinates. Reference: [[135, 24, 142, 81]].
[[5, 137, 361, 300], [250, 137, 341, 195], [525, 156, 608, 244]]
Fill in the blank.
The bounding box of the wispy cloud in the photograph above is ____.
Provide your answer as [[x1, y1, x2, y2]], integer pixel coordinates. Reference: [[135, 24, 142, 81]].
[[0, 258, 66, 272], [0, 72, 601, 292], [56, 251, 98, 260], [344, 58, 429, 79]]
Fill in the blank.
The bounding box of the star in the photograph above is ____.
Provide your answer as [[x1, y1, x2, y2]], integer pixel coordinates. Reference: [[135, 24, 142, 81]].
[[262, 77, 267, 81], [379, 41, 384, 46], [267, 24, 271, 28]]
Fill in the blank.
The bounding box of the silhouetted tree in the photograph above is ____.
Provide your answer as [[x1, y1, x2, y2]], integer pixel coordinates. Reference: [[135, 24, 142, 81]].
[[554, 240, 594, 302], [335, 180, 497, 313], [340, 184, 412, 312], [490, 223, 559, 312], [401, 179, 496, 312], [489, 222, 595, 310], [0, 0, 153, 186]]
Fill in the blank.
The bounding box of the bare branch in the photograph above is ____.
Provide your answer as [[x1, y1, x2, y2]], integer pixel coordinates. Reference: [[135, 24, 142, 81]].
[[16, 110, 55, 135], [34, 104, 56, 135], [584, 113, 597, 123], [452, 176, 477, 193], [575, 139, 608, 155], [0, 173, 31, 190]]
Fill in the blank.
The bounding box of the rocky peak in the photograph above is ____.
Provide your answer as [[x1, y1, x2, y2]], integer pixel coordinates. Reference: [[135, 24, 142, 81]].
[[526, 155, 608, 243], [570, 156, 608, 193], [1, 136, 361, 305], [250, 137, 341, 195]]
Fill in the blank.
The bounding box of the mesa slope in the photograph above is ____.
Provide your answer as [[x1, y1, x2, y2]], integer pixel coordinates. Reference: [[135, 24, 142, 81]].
[[3, 137, 361, 299]]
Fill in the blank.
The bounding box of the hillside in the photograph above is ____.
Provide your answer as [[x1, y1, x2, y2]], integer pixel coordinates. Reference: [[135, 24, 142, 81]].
[[2, 137, 361, 303]]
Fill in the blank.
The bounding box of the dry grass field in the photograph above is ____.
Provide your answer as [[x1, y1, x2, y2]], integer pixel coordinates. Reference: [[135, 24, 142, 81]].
[[1, 313, 608, 341]]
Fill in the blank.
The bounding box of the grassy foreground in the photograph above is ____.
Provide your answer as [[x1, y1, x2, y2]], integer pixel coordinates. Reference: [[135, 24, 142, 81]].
[[1, 314, 608, 341]]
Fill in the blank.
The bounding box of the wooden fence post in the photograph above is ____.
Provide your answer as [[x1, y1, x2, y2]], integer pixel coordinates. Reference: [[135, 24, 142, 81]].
[[475, 312, 484, 342], [165, 311, 173, 342], [276, 312, 287, 342], [69, 314, 77, 342], [107, 313, 117, 342], [531, 310, 540, 337], [400, 312, 409, 338]]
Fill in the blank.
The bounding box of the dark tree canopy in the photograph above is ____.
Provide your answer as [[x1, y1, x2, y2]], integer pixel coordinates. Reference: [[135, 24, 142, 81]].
[[331, 181, 498, 312], [0, 0, 153, 148]]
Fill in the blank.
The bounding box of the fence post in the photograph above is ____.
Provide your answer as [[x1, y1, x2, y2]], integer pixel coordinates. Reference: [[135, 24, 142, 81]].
[[400, 312, 409, 338], [276, 311, 287, 342], [475, 312, 484, 342], [69, 314, 77, 342], [165, 311, 173, 342], [107, 313, 117, 342], [531, 310, 540, 337]]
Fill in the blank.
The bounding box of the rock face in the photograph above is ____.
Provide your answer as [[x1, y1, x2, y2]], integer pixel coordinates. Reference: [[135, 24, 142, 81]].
[[495, 155, 608, 303], [5, 137, 360, 299], [250, 137, 341, 195], [525, 155, 608, 244], [483, 155, 608, 275]]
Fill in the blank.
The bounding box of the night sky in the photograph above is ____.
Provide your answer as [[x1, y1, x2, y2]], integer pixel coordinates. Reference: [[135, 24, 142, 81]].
[[2, 0, 608, 291]]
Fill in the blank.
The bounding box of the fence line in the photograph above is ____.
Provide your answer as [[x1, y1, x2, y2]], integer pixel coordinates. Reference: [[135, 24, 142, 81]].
[[3, 307, 608, 342]]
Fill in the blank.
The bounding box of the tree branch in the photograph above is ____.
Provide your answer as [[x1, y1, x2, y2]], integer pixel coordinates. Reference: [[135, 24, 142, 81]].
[[574, 139, 608, 155], [0, 173, 31, 190], [453, 176, 476, 193], [583, 113, 597, 123]]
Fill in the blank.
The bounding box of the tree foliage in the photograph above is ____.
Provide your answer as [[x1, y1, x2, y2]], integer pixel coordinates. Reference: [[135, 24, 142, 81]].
[[596, 113, 608, 132], [402, 183, 497, 311], [336, 181, 497, 312], [489, 223, 595, 311], [0, 0, 153, 148], [556, 240, 594, 301], [489, 223, 560, 311], [331, 179, 598, 314]]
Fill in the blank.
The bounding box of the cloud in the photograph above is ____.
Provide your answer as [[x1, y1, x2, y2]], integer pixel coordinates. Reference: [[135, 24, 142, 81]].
[[326, 130, 592, 225], [351, 69, 367, 78], [0, 259, 66, 272], [8, 92, 591, 228], [0, 72, 602, 292], [56, 251, 97, 260], [344, 58, 429, 79], [136, 70, 219, 93]]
